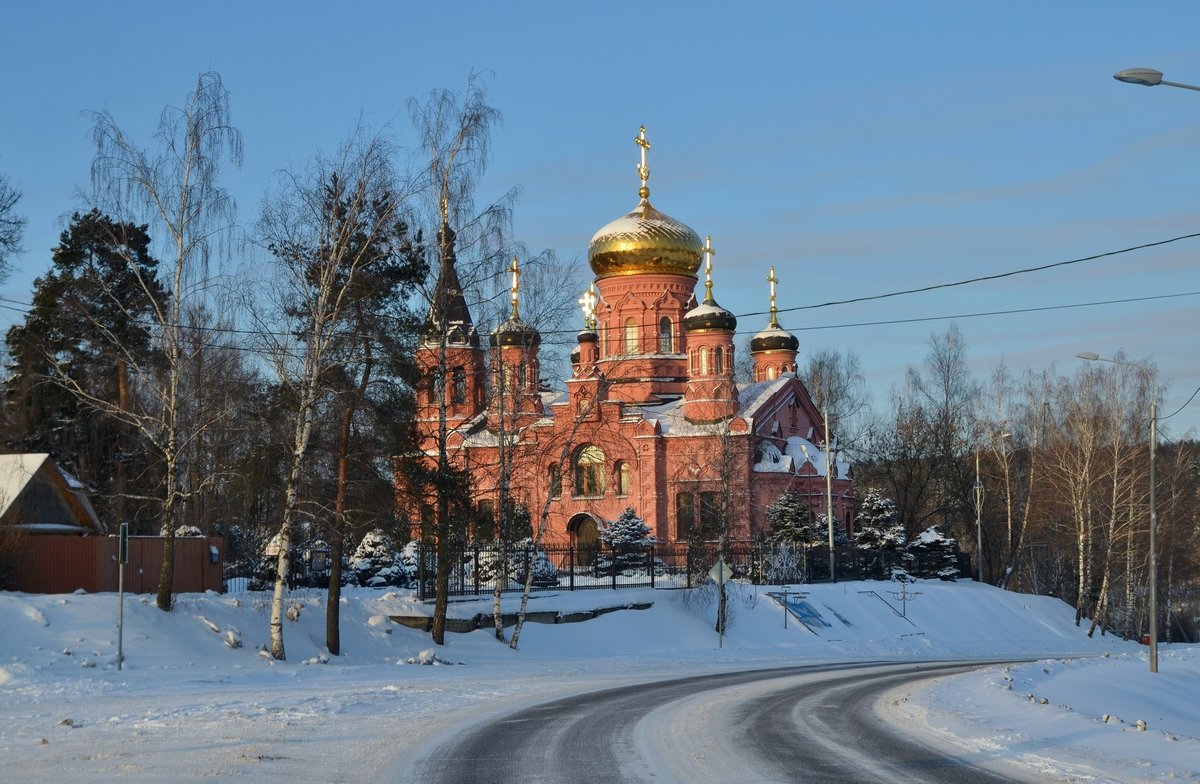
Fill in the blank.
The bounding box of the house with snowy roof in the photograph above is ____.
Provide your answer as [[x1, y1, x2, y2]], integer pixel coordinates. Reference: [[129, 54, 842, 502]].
[[0, 453, 104, 535], [400, 129, 854, 549]]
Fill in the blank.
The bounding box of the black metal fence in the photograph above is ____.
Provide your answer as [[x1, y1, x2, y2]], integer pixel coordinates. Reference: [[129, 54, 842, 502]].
[[421, 540, 970, 600]]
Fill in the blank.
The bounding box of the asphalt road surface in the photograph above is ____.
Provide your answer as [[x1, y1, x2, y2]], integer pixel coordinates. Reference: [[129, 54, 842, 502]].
[[413, 661, 1040, 784]]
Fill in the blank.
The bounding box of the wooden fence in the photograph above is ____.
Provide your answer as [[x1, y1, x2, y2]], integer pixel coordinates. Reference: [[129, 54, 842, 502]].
[[2, 535, 225, 594]]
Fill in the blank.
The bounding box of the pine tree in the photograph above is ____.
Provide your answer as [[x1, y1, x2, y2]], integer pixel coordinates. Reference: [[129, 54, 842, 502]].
[[600, 507, 656, 548], [815, 513, 851, 547], [907, 526, 960, 580], [766, 492, 817, 546], [853, 488, 906, 552], [4, 209, 167, 532], [597, 507, 655, 575]]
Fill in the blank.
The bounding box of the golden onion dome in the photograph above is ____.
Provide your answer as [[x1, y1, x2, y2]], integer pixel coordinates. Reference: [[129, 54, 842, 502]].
[[588, 198, 704, 279]]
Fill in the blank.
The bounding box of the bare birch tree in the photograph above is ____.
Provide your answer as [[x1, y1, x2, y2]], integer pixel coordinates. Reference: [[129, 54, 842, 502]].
[[0, 167, 24, 281], [256, 132, 413, 660], [86, 72, 242, 610], [407, 74, 516, 645]]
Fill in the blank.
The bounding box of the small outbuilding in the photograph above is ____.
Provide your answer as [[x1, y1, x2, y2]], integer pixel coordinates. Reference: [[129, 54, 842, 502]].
[[0, 453, 104, 535]]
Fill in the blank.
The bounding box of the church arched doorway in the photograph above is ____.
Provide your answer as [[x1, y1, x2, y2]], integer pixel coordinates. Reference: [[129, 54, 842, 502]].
[[568, 513, 601, 568]]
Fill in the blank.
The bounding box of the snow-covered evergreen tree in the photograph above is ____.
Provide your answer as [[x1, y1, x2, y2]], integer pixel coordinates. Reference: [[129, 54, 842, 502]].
[[815, 513, 851, 548], [596, 508, 656, 575], [907, 526, 960, 580], [349, 529, 408, 588], [600, 507, 656, 548], [766, 492, 818, 545], [853, 488, 906, 552]]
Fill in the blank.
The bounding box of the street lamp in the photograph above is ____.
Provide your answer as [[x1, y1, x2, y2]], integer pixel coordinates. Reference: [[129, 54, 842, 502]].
[[1077, 352, 1158, 673], [1114, 68, 1200, 92]]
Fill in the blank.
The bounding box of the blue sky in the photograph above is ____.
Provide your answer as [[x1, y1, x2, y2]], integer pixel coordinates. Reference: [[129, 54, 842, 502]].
[[3, 2, 1200, 434]]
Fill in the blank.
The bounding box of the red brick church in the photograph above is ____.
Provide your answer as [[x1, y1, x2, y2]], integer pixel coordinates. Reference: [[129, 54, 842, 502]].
[[407, 128, 854, 550]]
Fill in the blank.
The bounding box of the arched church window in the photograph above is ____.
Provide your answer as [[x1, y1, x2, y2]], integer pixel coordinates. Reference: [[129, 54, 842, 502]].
[[452, 367, 466, 403], [518, 362, 527, 389], [432, 371, 444, 403], [700, 348, 709, 375], [676, 492, 695, 540], [574, 445, 606, 497], [767, 365, 778, 380], [624, 318, 638, 354], [713, 346, 724, 374], [615, 460, 631, 497], [659, 317, 673, 353], [549, 465, 562, 498]]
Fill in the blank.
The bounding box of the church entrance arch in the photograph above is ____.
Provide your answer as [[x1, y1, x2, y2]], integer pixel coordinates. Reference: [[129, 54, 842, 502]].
[[568, 513, 601, 568]]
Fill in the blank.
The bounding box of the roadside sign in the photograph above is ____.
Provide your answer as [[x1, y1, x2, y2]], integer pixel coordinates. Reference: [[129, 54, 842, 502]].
[[708, 558, 731, 585], [118, 522, 129, 565]]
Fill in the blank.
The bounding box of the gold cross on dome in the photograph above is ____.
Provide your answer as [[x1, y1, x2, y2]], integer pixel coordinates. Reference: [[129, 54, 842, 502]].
[[635, 125, 651, 198], [767, 266, 779, 326], [510, 256, 521, 320], [703, 235, 715, 301], [578, 283, 598, 331]]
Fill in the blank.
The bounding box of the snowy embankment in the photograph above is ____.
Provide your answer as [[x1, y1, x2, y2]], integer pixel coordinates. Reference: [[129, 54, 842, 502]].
[[0, 580, 1195, 782]]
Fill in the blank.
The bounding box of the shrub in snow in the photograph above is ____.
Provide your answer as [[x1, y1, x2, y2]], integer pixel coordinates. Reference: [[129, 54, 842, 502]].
[[600, 508, 656, 548], [906, 526, 960, 580], [398, 540, 431, 586], [174, 525, 204, 537], [595, 508, 658, 576], [468, 539, 558, 588], [350, 529, 411, 588]]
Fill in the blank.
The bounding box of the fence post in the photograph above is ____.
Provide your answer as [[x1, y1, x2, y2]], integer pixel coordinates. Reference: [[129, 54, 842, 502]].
[[611, 546, 617, 590], [649, 546, 655, 589], [569, 544, 576, 591]]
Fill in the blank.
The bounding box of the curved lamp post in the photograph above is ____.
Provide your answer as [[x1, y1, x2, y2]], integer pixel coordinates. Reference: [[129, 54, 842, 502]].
[[1077, 352, 1158, 673], [1114, 68, 1200, 92]]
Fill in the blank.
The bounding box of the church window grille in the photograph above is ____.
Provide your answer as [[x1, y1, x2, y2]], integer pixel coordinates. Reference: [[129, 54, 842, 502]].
[[659, 317, 673, 353], [624, 318, 638, 354]]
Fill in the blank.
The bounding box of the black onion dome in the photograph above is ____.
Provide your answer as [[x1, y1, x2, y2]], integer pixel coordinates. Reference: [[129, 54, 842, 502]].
[[683, 300, 737, 333], [749, 323, 799, 353], [489, 317, 540, 348]]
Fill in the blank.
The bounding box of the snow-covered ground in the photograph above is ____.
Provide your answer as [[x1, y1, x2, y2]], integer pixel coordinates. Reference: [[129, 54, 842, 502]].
[[0, 579, 1195, 782]]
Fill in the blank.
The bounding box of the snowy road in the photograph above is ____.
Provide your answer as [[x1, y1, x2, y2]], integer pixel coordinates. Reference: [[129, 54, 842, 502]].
[[413, 661, 1039, 784]]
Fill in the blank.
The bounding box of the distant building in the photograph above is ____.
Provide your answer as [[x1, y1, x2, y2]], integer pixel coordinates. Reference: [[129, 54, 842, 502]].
[[0, 453, 104, 535], [402, 129, 854, 549]]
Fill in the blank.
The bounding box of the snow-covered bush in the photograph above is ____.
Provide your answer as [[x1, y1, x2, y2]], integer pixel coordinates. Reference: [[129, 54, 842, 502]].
[[906, 526, 960, 580], [765, 492, 816, 545], [469, 539, 558, 588], [600, 507, 657, 548], [349, 529, 411, 588], [814, 513, 850, 548], [595, 508, 657, 576]]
